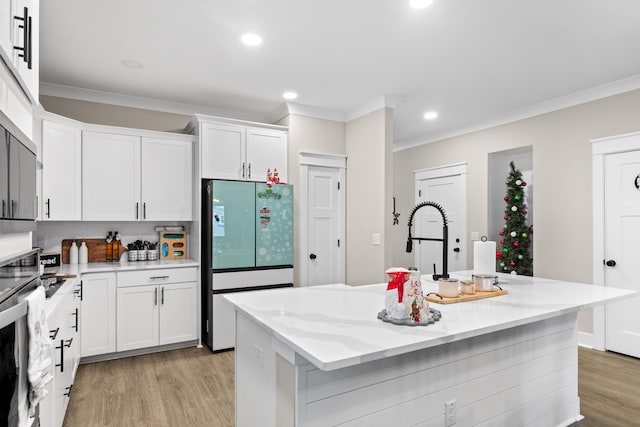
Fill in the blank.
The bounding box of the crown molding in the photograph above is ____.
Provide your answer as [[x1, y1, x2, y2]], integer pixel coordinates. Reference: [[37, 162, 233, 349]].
[[39, 82, 269, 122], [394, 73, 640, 152], [345, 95, 402, 122]]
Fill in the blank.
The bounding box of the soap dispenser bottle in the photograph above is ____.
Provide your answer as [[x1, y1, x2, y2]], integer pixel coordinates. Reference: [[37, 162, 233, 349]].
[[69, 240, 78, 265], [79, 241, 88, 264]]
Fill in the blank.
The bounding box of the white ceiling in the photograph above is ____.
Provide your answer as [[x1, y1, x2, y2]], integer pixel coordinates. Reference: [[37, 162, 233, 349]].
[[39, 0, 640, 147]]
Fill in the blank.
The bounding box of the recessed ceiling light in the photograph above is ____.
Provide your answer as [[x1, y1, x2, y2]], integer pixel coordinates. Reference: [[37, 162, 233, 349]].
[[241, 33, 262, 46], [410, 0, 434, 8], [423, 111, 438, 120], [282, 91, 298, 100], [121, 59, 143, 69]]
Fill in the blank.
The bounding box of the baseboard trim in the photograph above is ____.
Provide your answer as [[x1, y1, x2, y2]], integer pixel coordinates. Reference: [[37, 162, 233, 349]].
[[80, 340, 199, 364], [578, 331, 594, 349]]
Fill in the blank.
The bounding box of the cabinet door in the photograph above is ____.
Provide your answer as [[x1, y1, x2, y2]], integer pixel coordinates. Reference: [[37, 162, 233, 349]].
[[159, 282, 197, 345], [82, 131, 141, 220], [41, 120, 82, 220], [11, 0, 37, 101], [141, 137, 192, 221], [0, 130, 8, 218], [0, 0, 13, 59], [8, 132, 35, 219], [201, 123, 245, 180], [246, 128, 287, 183], [117, 285, 159, 351], [80, 273, 116, 357]]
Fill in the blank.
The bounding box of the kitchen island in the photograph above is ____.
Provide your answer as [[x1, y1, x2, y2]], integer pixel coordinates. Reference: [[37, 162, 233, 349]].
[[223, 273, 635, 427]]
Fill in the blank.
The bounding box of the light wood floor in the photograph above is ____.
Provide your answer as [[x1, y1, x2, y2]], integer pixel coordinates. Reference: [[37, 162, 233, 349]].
[[577, 347, 640, 427], [63, 346, 639, 427], [63, 347, 235, 427]]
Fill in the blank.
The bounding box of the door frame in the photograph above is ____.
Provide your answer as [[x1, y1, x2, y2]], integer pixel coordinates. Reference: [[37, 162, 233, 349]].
[[414, 162, 468, 272], [299, 152, 347, 287], [591, 131, 640, 351]]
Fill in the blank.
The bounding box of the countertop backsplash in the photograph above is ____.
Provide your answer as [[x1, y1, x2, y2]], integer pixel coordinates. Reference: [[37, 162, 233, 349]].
[[34, 221, 190, 260]]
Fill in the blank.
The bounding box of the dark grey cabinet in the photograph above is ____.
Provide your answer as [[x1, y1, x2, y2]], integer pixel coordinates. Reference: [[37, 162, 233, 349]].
[[0, 125, 36, 220]]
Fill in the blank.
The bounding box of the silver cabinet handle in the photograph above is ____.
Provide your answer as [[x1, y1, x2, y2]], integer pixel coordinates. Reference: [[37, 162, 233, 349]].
[[154, 287, 158, 306], [136, 202, 139, 219], [149, 276, 169, 280], [143, 202, 146, 220], [248, 163, 251, 179], [242, 162, 246, 179], [161, 286, 165, 305]]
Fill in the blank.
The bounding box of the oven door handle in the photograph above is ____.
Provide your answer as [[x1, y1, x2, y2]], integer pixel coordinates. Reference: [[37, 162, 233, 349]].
[[0, 301, 27, 329]]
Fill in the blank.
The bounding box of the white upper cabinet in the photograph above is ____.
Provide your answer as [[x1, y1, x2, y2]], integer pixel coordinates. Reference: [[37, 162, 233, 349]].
[[192, 115, 288, 183], [82, 131, 141, 221], [0, 0, 38, 102], [41, 119, 82, 220], [82, 130, 193, 221], [201, 123, 245, 180], [246, 127, 288, 183], [141, 137, 192, 221], [0, 0, 13, 57]]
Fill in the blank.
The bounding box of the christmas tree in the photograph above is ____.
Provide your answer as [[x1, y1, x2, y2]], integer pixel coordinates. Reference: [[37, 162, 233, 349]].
[[497, 161, 533, 275]]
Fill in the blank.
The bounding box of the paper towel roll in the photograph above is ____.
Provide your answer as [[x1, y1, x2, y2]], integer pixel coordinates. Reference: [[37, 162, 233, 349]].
[[474, 240, 496, 274]]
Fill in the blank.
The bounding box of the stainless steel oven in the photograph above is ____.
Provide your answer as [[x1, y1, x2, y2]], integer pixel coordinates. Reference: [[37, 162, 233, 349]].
[[0, 249, 40, 427]]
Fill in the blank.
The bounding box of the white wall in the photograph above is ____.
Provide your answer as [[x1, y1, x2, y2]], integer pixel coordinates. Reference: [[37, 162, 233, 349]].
[[278, 114, 346, 286], [393, 88, 640, 334], [346, 108, 393, 285]]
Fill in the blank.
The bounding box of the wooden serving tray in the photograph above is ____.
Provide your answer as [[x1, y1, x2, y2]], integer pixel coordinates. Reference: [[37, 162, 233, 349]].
[[426, 288, 508, 304], [61, 238, 127, 264]]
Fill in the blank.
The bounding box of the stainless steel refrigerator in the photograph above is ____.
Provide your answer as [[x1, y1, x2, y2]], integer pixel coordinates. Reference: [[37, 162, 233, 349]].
[[202, 179, 294, 351]]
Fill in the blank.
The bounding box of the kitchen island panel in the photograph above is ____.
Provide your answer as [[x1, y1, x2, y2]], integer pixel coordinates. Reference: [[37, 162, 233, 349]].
[[297, 313, 579, 427]]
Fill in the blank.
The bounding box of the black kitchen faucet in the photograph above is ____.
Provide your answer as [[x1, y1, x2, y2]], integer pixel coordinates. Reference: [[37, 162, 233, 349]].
[[406, 201, 449, 281]]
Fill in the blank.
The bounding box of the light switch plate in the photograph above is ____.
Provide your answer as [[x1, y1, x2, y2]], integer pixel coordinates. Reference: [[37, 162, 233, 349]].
[[372, 233, 381, 245]]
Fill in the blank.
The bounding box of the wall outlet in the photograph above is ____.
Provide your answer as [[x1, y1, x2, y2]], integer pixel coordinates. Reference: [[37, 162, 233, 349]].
[[254, 344, 264, 367], [445, 399, 457, 426]]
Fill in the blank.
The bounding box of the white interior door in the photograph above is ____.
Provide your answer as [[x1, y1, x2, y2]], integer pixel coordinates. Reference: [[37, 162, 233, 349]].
[[415, 168, 467, 276], [307, 165, 344, 286], [604, 150, 640, 357]]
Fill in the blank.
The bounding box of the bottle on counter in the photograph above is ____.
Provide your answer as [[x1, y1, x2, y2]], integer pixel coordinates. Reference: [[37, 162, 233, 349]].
[[113, 231, 120, 262], [106, 232, 113, 262], [79, 241, 88, 264], [69, 240, 78, 265]]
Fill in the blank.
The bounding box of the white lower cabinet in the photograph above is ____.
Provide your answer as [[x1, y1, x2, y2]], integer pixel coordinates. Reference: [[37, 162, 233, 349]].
[[40, 280, 81, 427], [116, 268, 197, 352], [80, 273, 116, 357]]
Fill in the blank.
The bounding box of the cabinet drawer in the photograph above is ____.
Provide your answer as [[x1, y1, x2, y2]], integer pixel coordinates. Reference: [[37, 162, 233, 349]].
[[117, 267, 197, 287]]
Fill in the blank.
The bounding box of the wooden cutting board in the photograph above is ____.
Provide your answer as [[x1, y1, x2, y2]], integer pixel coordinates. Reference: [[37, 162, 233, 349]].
[[61, 238, 127, 264], [426, 288, 508, 304]]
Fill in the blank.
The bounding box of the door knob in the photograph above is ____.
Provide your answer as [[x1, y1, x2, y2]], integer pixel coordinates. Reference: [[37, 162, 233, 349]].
[[453, 248, 460, 253], [605, 260, 616, 267], [309, 254, 317, 260]]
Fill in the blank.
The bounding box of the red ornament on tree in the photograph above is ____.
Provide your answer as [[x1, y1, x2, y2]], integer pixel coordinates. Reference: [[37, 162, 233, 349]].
[[522, 181, 527, 187], [513, 241, 520, 247], [503, 215, 509, 220], [503, 196, 509, 201], [510, 260, 516, 267], [523, 210, 528, 215], [500, 239, 504, 244], [499, 231, 505, 236], [496, 252, 503, 259]]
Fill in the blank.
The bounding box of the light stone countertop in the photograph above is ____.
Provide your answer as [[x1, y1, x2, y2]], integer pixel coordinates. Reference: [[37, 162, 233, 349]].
[[223, 271, 636, 371], [43, 259, 198, 319], [55, 258, 199, 276]]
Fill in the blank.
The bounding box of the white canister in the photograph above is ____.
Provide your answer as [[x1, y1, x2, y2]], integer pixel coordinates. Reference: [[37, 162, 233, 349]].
[[474, 274, 497, 292], [438, 278, 459, 298], [137, 249, 147, 261], [128, 250, 138, 262]]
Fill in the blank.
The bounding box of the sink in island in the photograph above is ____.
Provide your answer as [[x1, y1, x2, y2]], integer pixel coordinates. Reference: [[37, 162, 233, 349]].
[[223, 272, 635, 427]]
